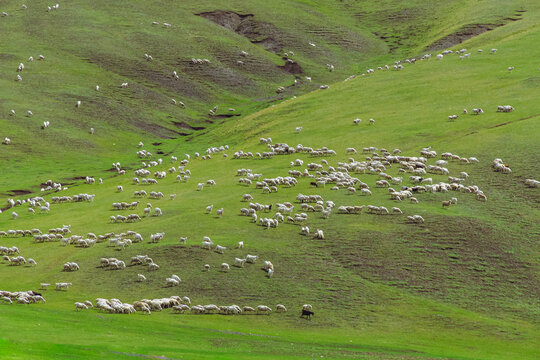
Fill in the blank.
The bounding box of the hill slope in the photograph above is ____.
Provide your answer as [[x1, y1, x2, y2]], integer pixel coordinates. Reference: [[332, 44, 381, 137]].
[[0, 1, 539, 359]]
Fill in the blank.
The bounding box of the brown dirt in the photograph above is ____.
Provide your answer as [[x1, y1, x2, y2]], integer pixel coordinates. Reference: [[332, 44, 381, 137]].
[[196, 10, 284, 53], [427, 24, 501, 51], [171, 121, 206, 131], [196, 10, 254, 31], [5, 189, 32, 196], [278, 61, 303, 75], [209, 114, 241, 120], [130, 120, 187, 139]]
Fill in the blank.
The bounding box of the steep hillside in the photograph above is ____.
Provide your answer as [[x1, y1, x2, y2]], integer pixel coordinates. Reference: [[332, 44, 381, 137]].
[[0, 1, 539, 359], [0, 0, 526, 188]]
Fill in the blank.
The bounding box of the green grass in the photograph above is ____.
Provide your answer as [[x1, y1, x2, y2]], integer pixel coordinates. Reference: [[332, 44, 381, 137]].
[[0, 0, 539, 359]]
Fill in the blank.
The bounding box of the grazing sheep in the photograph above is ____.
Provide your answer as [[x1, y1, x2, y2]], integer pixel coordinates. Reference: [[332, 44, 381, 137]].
[[234, 258, 247, 268], [257, 305, 272, 314], [137, 274, 147, 282], [276, 304, 287, 313], [524, 179, 540, 188], [220, 263, 230, 272], [75, 302, 88, 311]]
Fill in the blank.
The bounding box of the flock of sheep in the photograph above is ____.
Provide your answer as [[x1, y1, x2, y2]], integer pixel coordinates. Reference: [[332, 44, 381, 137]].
[[0, 4, 538, 324], [73, 296, 289, 316]]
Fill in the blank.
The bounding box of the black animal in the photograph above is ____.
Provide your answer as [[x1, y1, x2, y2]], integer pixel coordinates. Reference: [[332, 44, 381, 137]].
[[30, 291, 42, 297], [310, 182, 318, 187], [300, 309, 314, 319]]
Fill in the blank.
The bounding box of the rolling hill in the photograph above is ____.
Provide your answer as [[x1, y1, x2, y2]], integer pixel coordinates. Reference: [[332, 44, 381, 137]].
[[0, 0, 538, 359]]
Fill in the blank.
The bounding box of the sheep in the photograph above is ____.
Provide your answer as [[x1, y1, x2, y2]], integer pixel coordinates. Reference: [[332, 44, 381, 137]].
[[408, 215, 425, 224], [76, 100, 81, 108], [197, 183, 204, 191], [216, 208, 224, 217], [524, 179, 540, 188], [476, 193, 487, 202], [148, 263, 160, 271], [263, 261, 274, 272], [137, 274, 147, 282], [165, 278, 180, 287], [257, 305, 272, 314], [234, 258, 247, 268], [442, 200, 452, 208], [215, 245, 226, 254], [237, 241, 244, 249], [296, 126, 303, 133], [63, 262, 80, 272], [55, 282, 72, 291], [206, 204, 214, 213], [27, 258, 37, 267], [369, 118, 375, 125], [153, 207, 162, 216], [220, 263, 230, 272], [276, 304, 287, 313], [74, 302, 88, 311]]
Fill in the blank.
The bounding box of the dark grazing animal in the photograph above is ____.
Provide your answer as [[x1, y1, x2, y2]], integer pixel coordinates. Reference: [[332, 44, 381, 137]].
[[300, 309, 314, 319]]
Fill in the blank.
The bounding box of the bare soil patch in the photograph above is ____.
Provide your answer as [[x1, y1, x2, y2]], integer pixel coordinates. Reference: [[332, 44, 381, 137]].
[[278, 61, 303, 75], [171, 121, 205, 131], [5, 189, 32, 196], [196, 10, 284, 53], [426, 20, 518, 51]]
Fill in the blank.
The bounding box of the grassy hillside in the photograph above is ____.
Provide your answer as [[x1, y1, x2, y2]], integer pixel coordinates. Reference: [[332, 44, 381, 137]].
[[0, 0, 527, 188], [0, 0, 539, 359]]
